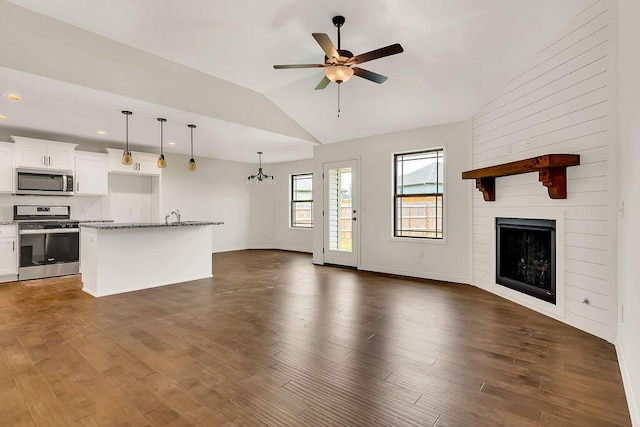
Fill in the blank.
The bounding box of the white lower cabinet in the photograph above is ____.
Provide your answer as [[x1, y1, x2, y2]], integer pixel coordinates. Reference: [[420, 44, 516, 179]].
[[0, 225, 18, 281]]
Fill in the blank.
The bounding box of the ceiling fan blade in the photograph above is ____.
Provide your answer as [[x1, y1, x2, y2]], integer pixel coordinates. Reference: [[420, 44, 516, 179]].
[[312, 33, 339, 59], [353, 67, 388, 84], [274, 64, 326, 69], [349, 43, 404, 65], [314, 76, 331, 90]]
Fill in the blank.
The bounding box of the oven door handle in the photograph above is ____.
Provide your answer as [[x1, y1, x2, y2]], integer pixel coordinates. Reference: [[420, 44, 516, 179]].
[[19, 229, 80, 235]]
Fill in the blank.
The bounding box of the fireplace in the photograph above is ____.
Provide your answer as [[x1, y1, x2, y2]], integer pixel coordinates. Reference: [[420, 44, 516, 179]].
[[496, 217, 556, 304]]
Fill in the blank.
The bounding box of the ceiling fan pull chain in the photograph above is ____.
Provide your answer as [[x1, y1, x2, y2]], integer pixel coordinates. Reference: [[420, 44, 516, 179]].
[[338, 84, 341, 118]]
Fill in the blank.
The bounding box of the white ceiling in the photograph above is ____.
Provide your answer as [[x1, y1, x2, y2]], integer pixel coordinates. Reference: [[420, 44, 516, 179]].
[[0, 0, 591, 162]]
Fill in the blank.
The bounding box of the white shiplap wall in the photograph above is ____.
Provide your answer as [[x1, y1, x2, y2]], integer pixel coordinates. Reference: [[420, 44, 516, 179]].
[[470, 0, 617, 341]]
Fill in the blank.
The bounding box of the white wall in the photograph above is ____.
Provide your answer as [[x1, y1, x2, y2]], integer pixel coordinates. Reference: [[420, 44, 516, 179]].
[[470, 0, 618, 342], [108, 173, 154, 223], [274, 159, 314, 253], [312, 121, 472, 284], [0, 193, 106, 222], [616, 0, 640, 423], [246, 158, 315, 253], [159, 152, 252, 253]]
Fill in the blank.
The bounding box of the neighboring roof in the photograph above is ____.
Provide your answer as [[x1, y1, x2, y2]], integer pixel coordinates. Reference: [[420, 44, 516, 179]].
[[400, 160, 444, 186]]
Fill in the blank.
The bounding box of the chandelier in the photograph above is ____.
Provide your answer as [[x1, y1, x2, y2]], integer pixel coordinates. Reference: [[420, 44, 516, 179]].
[[248, 151, 274, 184]]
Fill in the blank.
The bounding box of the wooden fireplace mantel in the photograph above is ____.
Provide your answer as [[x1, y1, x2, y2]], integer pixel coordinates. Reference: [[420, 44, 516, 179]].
[[461, 154, 580, 201]]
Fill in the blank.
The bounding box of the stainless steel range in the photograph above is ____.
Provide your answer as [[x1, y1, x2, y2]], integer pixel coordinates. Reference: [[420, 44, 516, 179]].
[[14, 205, 79, 280]]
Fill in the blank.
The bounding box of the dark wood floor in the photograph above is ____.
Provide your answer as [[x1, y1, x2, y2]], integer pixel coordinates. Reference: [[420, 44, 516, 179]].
[[0, 250, 631, 426]]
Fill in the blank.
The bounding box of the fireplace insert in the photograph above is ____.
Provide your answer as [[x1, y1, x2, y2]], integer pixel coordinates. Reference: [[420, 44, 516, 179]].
[[496, 217, 556, 304]]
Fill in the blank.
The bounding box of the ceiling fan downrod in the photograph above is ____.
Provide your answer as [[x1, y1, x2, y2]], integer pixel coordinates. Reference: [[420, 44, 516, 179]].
[[333, 16, 346, 118], [333, 15, 345, 50]]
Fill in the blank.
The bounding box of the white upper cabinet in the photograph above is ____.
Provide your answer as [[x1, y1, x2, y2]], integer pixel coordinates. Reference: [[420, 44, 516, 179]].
[[75, 151, 108, 196], [11, 136, 77, 171], [0, 143, 15, 193], [106, 148, 161, 176]]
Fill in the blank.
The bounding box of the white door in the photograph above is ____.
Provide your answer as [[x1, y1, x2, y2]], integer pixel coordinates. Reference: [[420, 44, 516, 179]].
[[0, 144, 14, 193], [75, 152, 108, 195], [16, 141, 47, 168], [324, 160, 358, 267], [47, 145, 75, 170]]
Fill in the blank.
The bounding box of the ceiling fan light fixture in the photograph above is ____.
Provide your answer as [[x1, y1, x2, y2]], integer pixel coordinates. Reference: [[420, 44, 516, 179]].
[[325, 65, 354, 84]]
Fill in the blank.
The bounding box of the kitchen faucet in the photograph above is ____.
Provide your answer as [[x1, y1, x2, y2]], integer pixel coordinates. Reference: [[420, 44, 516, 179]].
[[164, 214, 171, 225], [171, 209, 181, 223]]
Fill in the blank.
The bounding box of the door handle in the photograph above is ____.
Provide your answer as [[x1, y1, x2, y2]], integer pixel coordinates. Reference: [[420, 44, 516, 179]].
[[43, 155, 47, 166], [48, 156, 51, 166], [352, 217, 357, 221], [12, 241, 15, 251], [77, 182, 79, 191]]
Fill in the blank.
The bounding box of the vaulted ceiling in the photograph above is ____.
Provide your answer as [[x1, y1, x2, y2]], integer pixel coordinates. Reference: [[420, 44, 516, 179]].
[[0, 0, 591, 163]]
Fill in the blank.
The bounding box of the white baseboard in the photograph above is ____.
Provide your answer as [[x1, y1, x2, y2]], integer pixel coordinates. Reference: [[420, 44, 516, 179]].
[[81, 274, 213, 298], [359, 264, 470, 285], [617, 335, 640, 426]]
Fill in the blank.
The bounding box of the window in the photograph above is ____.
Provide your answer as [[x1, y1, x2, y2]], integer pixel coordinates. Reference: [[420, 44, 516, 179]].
[[394, 149, 444, 239], [291, 173, 313, 228]]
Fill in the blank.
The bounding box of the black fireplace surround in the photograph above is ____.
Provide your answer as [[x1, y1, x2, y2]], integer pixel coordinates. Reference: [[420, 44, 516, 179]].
[[496, 217, 556, 304]]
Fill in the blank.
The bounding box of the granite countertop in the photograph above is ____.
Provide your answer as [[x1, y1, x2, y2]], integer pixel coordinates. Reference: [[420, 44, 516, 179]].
[[76, 219, 115, 223], [80, 221, 223, 229]]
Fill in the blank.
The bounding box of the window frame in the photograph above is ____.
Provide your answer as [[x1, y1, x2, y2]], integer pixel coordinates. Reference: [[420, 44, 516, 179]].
[[393, 148, 444, 240], [290, 173, 314, 229]]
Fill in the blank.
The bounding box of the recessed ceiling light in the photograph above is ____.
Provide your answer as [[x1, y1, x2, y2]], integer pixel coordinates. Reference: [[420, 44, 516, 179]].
[[97, 130, 107, 135], [0, 114, 6, 120], [168, 141, 176, 146], [4, 93, 21, 101]]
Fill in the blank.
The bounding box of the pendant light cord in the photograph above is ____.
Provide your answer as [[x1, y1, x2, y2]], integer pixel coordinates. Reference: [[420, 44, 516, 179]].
[[125, 113, 129, 151], [160, 120, 164, 155]]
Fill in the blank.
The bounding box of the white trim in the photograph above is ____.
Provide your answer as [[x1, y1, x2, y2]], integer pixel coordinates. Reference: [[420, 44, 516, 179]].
[[360, 263, 470, 285], [81, 273, 213, 297], [616, 335, 640, 427]]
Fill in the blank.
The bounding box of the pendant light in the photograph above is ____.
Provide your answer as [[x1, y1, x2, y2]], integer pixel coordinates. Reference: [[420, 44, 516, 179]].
[[121, 110, 133, 165], [157, 117, 167, 168], [187, 124, 197, 171]]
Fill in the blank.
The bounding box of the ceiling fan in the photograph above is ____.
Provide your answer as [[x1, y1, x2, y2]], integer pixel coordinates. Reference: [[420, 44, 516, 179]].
[[273, 15, 404, 90]]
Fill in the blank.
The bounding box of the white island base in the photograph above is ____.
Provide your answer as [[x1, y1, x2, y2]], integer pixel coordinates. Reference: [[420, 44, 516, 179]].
[[80, 222, 219, 297]]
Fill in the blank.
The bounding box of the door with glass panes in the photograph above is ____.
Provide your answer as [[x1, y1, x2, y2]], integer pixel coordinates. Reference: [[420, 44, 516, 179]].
[[323, 160, 358, 267]]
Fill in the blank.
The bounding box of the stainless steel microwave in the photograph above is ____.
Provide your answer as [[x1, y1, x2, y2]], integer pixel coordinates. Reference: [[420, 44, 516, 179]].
[[15, 168, 74, 196]]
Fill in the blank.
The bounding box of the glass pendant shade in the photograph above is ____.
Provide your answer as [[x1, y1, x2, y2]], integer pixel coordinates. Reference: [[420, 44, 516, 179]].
[[187, 124, 196, 171], [325, 65, 354, 83], [121, 110, 133, 165], [122, 150, 133, 165], [157, 117, 167, 168]]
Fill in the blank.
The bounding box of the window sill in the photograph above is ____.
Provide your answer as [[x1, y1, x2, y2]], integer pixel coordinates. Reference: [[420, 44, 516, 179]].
[[390, 236, 448, 245], [289, 227, 314, 231]]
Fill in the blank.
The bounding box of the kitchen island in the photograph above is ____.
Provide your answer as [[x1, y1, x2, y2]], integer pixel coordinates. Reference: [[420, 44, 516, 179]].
[[80, 221, 223, 297]]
